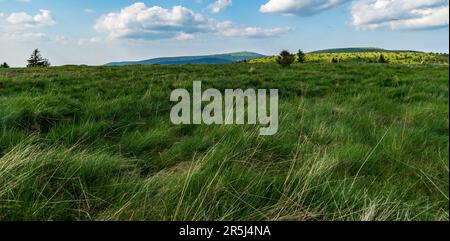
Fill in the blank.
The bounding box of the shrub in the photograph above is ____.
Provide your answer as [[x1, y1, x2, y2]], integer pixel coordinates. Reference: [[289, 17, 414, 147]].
[[276, 50, 295, 67], [379, 54, 388, 63], [297, 49, 306, 63]]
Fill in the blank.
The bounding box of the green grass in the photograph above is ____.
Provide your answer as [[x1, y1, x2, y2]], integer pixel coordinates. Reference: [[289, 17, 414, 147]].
[[0, 62, 448, 220]]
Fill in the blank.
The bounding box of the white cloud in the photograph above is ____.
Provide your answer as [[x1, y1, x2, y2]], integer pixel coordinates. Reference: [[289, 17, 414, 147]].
[[95, 2, 291, 40], [175, 32, 195, 40], [84, 8, 96, 14], [95, 3, 209, 39], [0, 9, 54, 41], [217, 21, 292, 38], [0, 31, 46, 41], [54, 35, 68, 44], [260, 0, 350, 16], [209, 0, 232, 13], [352, 0, 449, 30], [78, 37, 102, 45], [6, 9, 55, 28]]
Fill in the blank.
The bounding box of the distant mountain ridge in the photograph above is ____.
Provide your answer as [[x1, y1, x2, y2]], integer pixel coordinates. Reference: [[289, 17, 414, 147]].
[[105, 52, 265, 66], [309, 47, 423, 54]]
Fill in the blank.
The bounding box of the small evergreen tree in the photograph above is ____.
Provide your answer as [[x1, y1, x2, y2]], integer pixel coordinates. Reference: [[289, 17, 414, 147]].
[[0, 62, 9, 68], [378, 54, 388, 63], [276, 50, 295, 67], [297, 49, 306, 63], [27, 49, 51, 67]]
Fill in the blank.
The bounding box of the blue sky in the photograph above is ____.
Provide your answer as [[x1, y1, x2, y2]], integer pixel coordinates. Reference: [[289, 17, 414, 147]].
[[0, 0, 448, 66]]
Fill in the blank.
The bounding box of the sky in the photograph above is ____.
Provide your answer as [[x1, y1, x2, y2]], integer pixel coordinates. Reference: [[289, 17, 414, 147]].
[[0, 0, 448, 67]]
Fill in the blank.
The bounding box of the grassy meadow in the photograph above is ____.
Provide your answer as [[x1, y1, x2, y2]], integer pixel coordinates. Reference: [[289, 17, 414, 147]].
[[249, 52, 449, 65], [0, 61, 448, 220]]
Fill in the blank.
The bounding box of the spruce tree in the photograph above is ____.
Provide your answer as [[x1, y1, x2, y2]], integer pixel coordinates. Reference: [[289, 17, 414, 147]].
[[27, 49, 51, 67], [297, 49, 306, 63]]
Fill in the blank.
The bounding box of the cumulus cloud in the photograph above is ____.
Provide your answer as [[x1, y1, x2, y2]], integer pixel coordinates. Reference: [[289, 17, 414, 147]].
[[352, 0, 449, 30], [6, 9, 55, 28], [209, 0, 232, 13], [95, 3, 209, 39], [95, 2, 291, 40], [1, 9, 54, 41], [260, 0, 350, 16]]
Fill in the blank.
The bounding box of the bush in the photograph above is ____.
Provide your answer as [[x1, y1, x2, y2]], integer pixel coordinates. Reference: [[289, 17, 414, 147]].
[[276, 50, 295, 67], [297, 50, 306, 63], [379, 54, 388, 63], [0, 62, 9, 68]]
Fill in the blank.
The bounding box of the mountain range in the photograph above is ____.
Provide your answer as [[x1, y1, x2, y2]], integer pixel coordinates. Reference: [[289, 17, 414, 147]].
[[105, 52, 265, 66]]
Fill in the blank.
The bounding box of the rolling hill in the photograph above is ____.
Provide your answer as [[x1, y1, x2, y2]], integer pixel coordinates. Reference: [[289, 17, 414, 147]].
[[248, 49, 447, 64], [105, 52, 265, 66], [309, 47, 423, 54]]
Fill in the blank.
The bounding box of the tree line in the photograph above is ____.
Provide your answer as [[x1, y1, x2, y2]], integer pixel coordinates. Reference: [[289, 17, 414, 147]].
[[276, 49, 389, 67], [1, 49, 51, 69]]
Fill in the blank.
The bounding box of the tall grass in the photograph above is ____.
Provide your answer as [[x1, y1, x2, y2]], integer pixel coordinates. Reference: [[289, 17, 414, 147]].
[[0, 62, 448, 220]]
